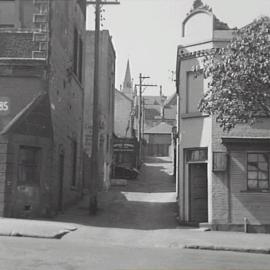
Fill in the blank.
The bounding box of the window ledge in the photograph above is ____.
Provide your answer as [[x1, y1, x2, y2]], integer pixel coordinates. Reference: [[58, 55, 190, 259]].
[[181, 112, 209, 119], [240, 189, 270, 193]]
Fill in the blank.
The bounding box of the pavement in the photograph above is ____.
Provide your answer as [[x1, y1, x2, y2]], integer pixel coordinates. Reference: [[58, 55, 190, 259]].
[[1, 156, 270, 255]]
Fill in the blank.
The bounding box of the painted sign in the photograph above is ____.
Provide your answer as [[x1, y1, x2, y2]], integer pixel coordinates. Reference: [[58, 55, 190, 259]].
[[0, 97, 9, 115]]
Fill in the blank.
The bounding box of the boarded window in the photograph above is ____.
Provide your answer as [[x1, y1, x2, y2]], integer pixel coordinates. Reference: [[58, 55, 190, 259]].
[[247, 153, 269, 190], [18, 146, 41, 185]]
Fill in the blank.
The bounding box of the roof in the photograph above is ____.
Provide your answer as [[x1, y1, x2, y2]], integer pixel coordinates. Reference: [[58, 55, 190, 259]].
[[143, 96, 164, 105], [115, 88, 133, 102], [1, 92, 53, 137], [164, 93, 177, 107], [221, 122, 270, 144], [144, 122, 173, 134]]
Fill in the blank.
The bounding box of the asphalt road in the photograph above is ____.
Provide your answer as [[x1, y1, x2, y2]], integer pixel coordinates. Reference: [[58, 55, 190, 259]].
[[0, 236, 270, 270]]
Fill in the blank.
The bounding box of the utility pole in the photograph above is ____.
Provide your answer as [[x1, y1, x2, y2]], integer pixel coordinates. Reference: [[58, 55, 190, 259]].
[[136, 74, 157, 164], [87, 0, 119, 215]]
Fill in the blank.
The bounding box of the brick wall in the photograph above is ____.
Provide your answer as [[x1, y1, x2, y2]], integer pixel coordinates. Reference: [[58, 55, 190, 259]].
[[229, 149, 270, 225], [48, 0, 86, 209], [0, 32, 39, 58]]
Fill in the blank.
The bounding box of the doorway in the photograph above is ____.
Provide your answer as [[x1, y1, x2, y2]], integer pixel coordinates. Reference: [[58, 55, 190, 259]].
[[189, 163, 208, 223]]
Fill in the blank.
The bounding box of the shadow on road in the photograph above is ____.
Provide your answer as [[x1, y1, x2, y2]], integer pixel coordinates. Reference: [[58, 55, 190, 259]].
[[55, 157, 180, 230]]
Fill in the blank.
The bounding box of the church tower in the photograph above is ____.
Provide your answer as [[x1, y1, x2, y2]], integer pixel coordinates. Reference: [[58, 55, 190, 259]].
[[122, 60, 133, 99]]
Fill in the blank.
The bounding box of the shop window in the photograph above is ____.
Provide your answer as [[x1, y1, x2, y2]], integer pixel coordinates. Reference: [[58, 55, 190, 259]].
[[247, 153, 269, 190], [18, 146, 41, 185]]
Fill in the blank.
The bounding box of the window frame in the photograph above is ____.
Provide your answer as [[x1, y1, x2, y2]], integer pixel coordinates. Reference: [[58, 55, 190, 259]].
[[17, 146, 41, 186], [246, 152, 270, 191]]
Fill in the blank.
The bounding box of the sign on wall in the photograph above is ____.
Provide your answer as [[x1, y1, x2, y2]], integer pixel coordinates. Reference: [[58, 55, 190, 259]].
[[0, 97, 9, 115]]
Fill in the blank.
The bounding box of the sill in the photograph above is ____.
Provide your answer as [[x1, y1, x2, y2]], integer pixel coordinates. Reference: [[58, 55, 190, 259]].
[[240, 189, 270, 193], [181, 112, 209, 119]]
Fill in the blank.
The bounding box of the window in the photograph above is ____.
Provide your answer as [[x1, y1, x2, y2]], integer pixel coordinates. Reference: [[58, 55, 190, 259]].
[[18, 146, 41, 185], [186, 71, 204, 113], [73, 28, 83, 83], [78, 37, 83, 82], [71, 140, 77, 187], [186, 148, 207, 162], [0, 0, 16, 28], [247, 153, 269, 190], [73, 28, 78, 75]]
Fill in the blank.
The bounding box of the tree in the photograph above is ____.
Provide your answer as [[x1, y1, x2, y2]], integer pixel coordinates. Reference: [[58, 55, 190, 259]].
[[199, 16, 270, 131]]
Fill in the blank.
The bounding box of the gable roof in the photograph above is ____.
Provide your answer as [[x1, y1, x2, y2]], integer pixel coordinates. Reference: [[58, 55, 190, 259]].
[[115, 88, 133, 102], [144, 122, 173, 134], [165, 92, 177, 107]]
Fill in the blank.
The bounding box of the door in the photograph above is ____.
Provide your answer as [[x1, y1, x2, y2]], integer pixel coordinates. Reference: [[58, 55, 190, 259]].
[[58, 153, 64, 212], [189, 163, 208, 223]]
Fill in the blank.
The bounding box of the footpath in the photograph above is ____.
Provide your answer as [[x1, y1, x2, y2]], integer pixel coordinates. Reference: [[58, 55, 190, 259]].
[[1, 157, 270, 255]]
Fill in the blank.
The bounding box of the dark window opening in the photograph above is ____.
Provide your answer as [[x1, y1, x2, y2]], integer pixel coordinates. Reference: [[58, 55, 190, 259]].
[[71, 140, 77, 187], [18, 146, 41, 185], [78, 37, 83, 82]]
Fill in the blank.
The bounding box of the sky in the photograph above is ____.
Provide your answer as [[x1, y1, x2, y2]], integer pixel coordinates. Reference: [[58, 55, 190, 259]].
[[86, 0, 270, 97]]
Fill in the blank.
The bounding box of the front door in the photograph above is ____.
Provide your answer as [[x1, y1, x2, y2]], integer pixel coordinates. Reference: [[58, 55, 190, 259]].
[[189, 163, 208, 223]]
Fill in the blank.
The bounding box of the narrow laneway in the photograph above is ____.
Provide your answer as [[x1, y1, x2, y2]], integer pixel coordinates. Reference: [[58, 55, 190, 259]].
[[57, 156, 178, 230]]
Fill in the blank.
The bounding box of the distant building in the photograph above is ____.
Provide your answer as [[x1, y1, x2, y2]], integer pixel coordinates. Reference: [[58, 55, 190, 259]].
[[84, 30, 115, 191], [144, 122, 173, 157], [114, 89, 133, 138], [0, 0, 86, 217], [176, 0, 270, 232], [114, 60, 135, 138]]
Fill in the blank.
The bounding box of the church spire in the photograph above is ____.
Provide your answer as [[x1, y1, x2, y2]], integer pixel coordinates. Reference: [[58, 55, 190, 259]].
[[123, 60, 133, 95]]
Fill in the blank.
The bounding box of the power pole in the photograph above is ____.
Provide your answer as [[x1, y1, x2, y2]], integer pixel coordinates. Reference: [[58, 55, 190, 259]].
[[87, 0, 120, 215], [136, 74, 157, 164]]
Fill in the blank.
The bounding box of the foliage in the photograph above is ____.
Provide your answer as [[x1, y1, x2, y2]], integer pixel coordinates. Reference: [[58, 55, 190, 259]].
[[199, 16, 270, 131]]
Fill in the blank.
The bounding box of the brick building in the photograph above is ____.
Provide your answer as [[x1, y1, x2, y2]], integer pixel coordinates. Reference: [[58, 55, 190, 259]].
[[0, 0, 86, 217], [84, 30, 115, 191], [176, 0, 270, 232]]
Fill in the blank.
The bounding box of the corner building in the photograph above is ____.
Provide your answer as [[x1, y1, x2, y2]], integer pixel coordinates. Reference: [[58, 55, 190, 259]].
[[176, 1, 270, 232], [0, 0, 86, 217]]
